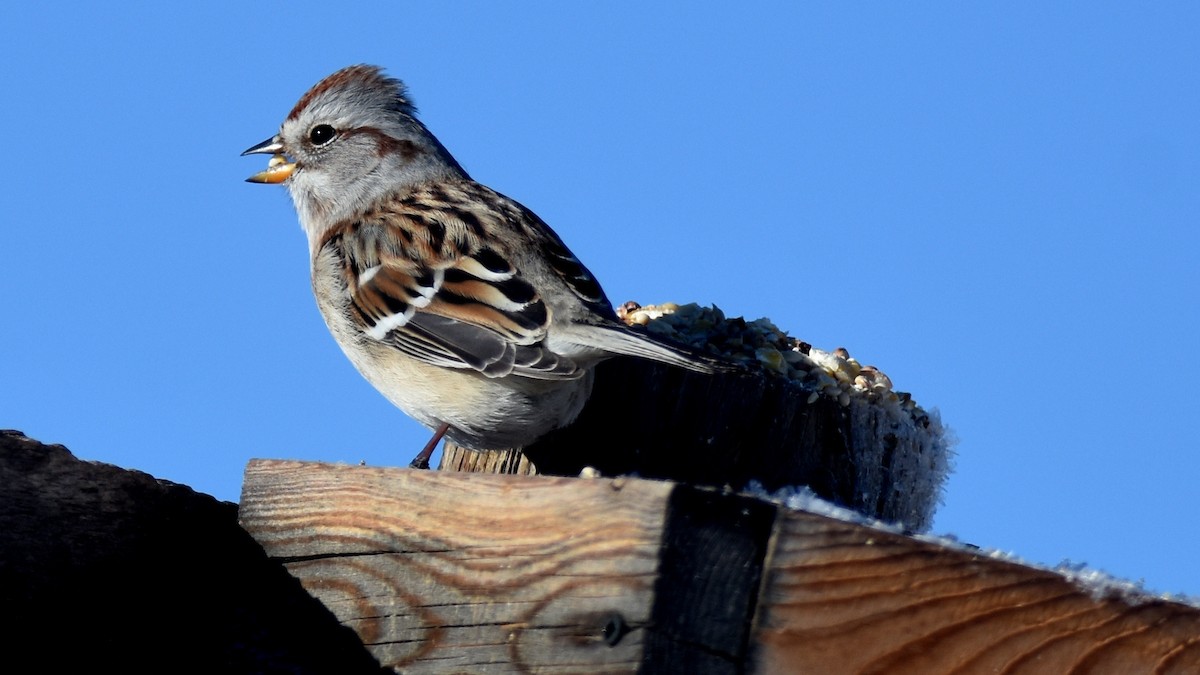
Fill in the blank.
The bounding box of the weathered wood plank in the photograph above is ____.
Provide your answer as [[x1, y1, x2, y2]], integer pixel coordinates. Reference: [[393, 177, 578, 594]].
[[752, 509, 1200, 674], [241, 462, 1200, 674], [240, 459, 673, 673]]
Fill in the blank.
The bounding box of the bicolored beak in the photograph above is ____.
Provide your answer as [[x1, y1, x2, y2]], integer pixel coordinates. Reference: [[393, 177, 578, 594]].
[[242, 136, 296, 184]]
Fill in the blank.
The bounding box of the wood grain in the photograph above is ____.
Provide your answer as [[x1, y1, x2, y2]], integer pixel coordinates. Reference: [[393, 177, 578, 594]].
[[752, 509, 1200, 674], [440, 443, 536, 476], [240, 459, 672, 673], [240, 462, 1200, 674]]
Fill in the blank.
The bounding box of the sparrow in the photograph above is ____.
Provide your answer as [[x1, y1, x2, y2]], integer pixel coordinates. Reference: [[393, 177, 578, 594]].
[[244, 65, 726, 468]]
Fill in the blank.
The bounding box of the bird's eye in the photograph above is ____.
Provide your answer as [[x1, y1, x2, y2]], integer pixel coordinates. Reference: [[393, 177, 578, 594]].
[[309, 124, 337, 145]]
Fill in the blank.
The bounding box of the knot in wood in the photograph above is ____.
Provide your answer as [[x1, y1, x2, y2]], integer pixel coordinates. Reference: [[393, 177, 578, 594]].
[[601, 612, 629, 647]]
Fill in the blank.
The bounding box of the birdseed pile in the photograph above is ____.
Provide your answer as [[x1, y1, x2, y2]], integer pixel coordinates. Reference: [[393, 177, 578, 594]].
[[618, 302, 921, 419]]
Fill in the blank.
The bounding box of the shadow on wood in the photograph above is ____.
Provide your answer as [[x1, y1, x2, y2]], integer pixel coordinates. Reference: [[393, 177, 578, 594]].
[[0, 431, 386, 674]]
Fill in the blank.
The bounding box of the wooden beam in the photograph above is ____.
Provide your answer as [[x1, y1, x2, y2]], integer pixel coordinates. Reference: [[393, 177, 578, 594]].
[[754, 510, 1200, 673], [240, 460, 1200, 674], [241, 459, 672, 672]]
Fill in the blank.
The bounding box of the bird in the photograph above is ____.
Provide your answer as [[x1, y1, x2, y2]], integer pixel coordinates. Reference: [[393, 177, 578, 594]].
[[243, 64, 727, 468]]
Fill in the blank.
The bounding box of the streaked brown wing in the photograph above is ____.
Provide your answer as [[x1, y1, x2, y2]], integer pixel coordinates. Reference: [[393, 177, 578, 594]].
[[333, 214, 583, 380]]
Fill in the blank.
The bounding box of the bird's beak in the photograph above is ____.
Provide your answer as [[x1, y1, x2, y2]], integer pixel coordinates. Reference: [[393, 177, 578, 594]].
[[242, 136, 295, 184]]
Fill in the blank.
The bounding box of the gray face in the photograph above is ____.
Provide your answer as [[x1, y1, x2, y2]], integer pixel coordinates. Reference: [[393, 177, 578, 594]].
[[267, 66, 469, 242]]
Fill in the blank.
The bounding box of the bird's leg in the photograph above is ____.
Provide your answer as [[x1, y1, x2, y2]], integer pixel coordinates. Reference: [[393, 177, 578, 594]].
[[409, 422, 450, 470]]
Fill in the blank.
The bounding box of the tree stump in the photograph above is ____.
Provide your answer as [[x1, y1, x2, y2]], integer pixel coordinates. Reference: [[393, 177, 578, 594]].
[[442, 355, 950, 531]]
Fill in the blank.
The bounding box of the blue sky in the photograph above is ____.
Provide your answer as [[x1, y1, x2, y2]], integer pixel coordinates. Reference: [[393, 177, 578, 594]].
[[4, 4, 1198, 597]]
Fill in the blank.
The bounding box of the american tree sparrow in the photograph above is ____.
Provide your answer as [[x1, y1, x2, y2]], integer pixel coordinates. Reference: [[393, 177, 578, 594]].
[[244, 65, 728, 468]]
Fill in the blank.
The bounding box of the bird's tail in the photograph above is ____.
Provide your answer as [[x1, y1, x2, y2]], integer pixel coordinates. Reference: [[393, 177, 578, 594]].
[[586, 324, 742, 374]]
